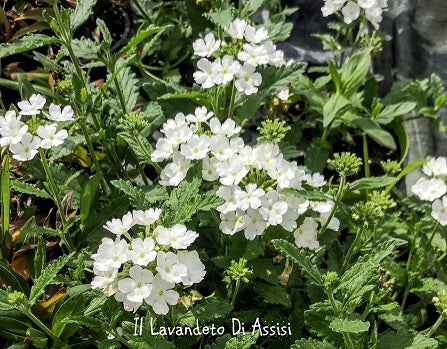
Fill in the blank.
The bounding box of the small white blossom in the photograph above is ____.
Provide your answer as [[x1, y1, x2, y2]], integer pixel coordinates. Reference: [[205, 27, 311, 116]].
[[193, 32, 221, 57], [128, 238, 157, 266], [432, 197, 447, 226], [118, 265, 154, 303], [0, 111, 28, 146], [151, 138, 174, 162], [209, 118, 241, 137], [132, 208, 162, 226], [224, 18, 248, 40], [278, 89, 290, 101], [234, 183, 265, 210], [194, 58, 216, 89], [9, 133, 40, 161], [213, 55, 241, 85], [156, 251, 188, 283], [180, 134, 211, 160], [244, 25, 269, 44], [144, 274, 179, 315], [342, 1, 361, 24], [423, 157, 447, 178], [36, 125, 68, 149], [243, 209, 267, 240], [44, 104, 75, 122], [411, 178, 447, 202], [177, 250, 206, 285], [92, 237, 129, 272], [156, 224, 199, 249], [294, 217, 319, 250], [220, 210, 247, 235], [202, 156, 220, 181], [259, 190, 288, 225], [17, 94, 46, 115], [160, 152, 190, 186], [103, 212, 135, 236], [235, 63, 262, 95], [186, 106, 214, 124]]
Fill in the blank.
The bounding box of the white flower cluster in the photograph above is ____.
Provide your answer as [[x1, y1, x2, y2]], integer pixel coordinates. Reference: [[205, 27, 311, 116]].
[[151, 107, 340, 250], [321, 0, 388, 29], [411, 157, 447, 226], [193, 18, 285, 95], [0, 94, 73, 161], [91, 208, 206, 315]]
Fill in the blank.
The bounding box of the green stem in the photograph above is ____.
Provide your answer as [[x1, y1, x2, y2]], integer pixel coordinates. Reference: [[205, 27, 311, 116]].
[[113, 78, 128, 115], [341, 227, 363, 273], [135, 134, 162, 174], [438, 251, 447, 263], [79, 120, 109, 194], [319, 175, 346, 238], [227, 82, 236, 119], [427, 315, 445, 338], [231, 279, 241, 306], [363, 134, 371, 196], [426, 222, 440, 249], [401, 226, 420, 310], [23, 309, 63, 346]]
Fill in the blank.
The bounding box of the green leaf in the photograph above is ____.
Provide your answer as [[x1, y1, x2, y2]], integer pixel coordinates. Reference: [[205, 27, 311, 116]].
[[34, 237, 46, 280], [304, 137, 331, 173], [80, 174, 101, 223], [118, 132, 153, 165], [17, 73, 35, 100], [61, 38, 100, 60], [0, 34, 58, 58], [111, 180, 168, 209], [70, 0, 97, 31], [349, 176, 397, 192], [29, 254, 73, 305], [1, 155, 11, 259], [52, 294, 85, 340], [272, 239, 323, 286], [329, 318, 370, 333], [340, 49, 371, 97], [203, 7, 234, 28], [191, 301, 233, 322], [328, 60, 342, 94], [119, 25, 167, 55], [241, 0, 265, 17], [411, 278, 447, 293], [352, 118, 396, 150], [121, 320, 176, 349], [0, 259, 30, 295], [254, 282, 291, 307], [251, 259, 282, 285], [292, 339, 336, 349], [10, 180, 51, 199], [264, 20, 294, 42], [375, 102, 417, 125], [225, 332, 259, 349], [113, 64, 139, 112], [323, 94, 349, 127]]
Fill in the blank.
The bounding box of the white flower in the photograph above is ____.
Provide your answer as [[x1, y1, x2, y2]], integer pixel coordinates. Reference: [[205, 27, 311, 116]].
[[17, 94, 46, 115], [209, 118, 241, 137], [432, 197, 447, 226], [194, 58, 216, 89], [118, 265, 154, 303], [320, 212, 340, 231], [160, 152, 190, 186], [253, 143, 281, 170], [358, 0, 377, 8], [263, 41, 285, 66], [224, 18, 248, 40], [44, 104, 75, 122], [144, 274, 179, 315], [0, 112, 28, 146], [306, 173, 327, 187], [321, 0, 346, 16], [235, 63, 262, 95], [9, 133, 40, 161], [156, 224, 199, 249], [128, 238, 157, 266], [213, 55, 241, 85], [267, 158, 296, 189], [156, 251, 188, 283], [243, 209, 267, 240], [193, 33, 221, 57], [294, 217, 319, 250], [365, 6, 383, 29], [220, 210, 247, 235], [280, 196, 307, 232], [103, 212, 135, 236], [342, 1, 360, 24], [132, 208, 162, 226], [234, 183, 265, 210], [161, 113, 188, 133], [36, 125, 68, 149], [186, 106, 214, 124], [114, 291, 142, 312], [151, 138, 174, 162], [244, 25, 269, 44], [278, 89, 290, 101], [411, 178, 447, 202], [310, 200, 333, 214], [180, 134, 211, 160], [238, 146, 256, 167], [92, 237, 129, 272], [163, 125, 193, 147], [177, 250, 206, 285], [209, 135, 238, 161], [216, 186, 238, 214], [202, 156, 220, 181], [237, 44, 269, 67], [91, 268, 118, 296], [423, 157, 447, 178], [216, 158, 249, 186], [259, 190, 288, 225]]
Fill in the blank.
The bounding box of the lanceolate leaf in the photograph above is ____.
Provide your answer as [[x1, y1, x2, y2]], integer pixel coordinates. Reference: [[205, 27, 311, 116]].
[[0, 259, 30, 295], [272, 239, 323, 286], [10, 180, 51, 199], [29, 254, 73, 305], [70, 0, 97, 32], [0, 34, 58, 58]]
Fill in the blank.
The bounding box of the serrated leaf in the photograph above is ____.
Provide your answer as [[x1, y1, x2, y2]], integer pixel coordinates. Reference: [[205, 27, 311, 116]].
[[203, 7, 234, 28], [119, 25, 167, 55], [0, 34, 58, 58], [241, 0, 265, 17], [192, 301, 233, 322], [70, 0, 96, 32], [349, 176, 397, 192], [118, 132, 153, 164], [254, 282, 291, 307], [29, 254, 73, 305], [329, 318, 370, 333], [113, 64, 139, 112], [225, 332, 259, 349], [10, 180, 51, 200], [263, 21, 294, 42], [34, 237, 46, 280], [292, 339, 336, 349], [272, 239, 323, 286]]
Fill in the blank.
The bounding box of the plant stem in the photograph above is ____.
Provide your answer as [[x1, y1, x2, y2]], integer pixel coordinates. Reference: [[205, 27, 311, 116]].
[[135, 134, 162, 174], [319, 175, 346, 238], [228, 82, 236, 119], [438, 251, 447, 263], [426, 222, 440, 249], [231, 279, 241, 305], [427, 315, 445, 338], [341, 227, 363, 273], [23, 309, 63, 346], [39, 150, 75, 253]]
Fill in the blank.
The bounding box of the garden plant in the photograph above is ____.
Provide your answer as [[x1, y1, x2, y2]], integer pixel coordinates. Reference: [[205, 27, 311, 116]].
[[0, 0, 447, 348]]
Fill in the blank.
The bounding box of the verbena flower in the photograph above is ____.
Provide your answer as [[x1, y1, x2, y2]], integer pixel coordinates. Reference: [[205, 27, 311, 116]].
[[18, 94, 46, 115], [193, 32, 221, 57]]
